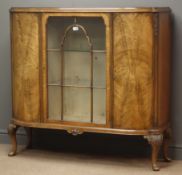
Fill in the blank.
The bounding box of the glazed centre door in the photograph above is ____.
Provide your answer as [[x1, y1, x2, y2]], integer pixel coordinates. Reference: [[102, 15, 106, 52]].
[[42, 13, 112, 126]]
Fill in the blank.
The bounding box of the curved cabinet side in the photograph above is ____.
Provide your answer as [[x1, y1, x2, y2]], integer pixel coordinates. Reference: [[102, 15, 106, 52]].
[[11, 12, 40, 122], [157, 12, 172, 128]]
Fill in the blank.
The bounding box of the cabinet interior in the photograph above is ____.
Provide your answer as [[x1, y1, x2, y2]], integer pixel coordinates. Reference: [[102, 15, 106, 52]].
[[47, 16, 106, 124]]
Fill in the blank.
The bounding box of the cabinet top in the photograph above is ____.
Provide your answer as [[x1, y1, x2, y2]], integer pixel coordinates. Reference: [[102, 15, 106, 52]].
[[10, 7, 171, 13]]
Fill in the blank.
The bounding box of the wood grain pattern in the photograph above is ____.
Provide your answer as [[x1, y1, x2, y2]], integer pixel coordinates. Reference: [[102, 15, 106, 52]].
[[12, 13, 40, 122], [113, 13, 154, 129]]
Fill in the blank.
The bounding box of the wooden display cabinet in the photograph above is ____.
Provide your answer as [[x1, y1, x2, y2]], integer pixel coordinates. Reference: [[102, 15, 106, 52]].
[[8, 7, 172, 171]]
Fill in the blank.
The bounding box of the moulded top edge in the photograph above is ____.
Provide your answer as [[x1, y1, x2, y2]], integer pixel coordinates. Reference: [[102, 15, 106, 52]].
[[10, 7, 171, 13]]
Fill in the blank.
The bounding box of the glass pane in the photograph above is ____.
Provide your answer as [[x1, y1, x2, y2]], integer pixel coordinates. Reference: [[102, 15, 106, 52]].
[[78, 18, 106, 50], [63, 51, 90, 86], [63, 27, 90, 51], [48, 51, 61, 85], [63, 87, 90, 122], [93, 89, 106, 124], [47, 18, 73, 49], [93, 52, 106, 88], [48, 86, 62, 120], [47, 17, 105, 50]]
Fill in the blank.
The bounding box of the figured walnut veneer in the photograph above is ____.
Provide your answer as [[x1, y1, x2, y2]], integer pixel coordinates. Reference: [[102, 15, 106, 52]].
[[113, 13, 153, 130], [11, 13, 40, 122]]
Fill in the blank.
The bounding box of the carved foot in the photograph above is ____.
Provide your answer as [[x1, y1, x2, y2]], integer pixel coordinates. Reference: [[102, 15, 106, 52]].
[[144, 135, 163, 171], [162, 128, 172, 162], [24, 127, 32, 149], [8, 123, 19, 156], [152, 163, 160, 171]]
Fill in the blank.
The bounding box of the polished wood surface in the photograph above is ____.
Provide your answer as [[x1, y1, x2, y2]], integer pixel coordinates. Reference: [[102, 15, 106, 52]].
[[11, 13, 40, 122], [113, 13, 153, 129], [12, 118, 168, 136], [157, 12, 172, 128], [10, 7, 171, 13], [9, 8, 172, 171]]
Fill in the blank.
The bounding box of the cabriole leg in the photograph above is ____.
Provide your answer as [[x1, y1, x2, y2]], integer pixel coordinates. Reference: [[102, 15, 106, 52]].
[[8, 123, 19, 156], [162, 128, 172, 162], [144, 135, 163, 171]]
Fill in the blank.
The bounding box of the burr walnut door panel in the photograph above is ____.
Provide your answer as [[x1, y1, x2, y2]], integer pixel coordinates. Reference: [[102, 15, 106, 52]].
[[11, 13, 40, 122], [113, 13, 154, 130]]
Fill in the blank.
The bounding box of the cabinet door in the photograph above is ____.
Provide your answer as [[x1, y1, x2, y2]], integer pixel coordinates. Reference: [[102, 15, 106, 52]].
[[11, 13, 40, 122], [113, 13, 154, 130], [42, 13, 112, 127]]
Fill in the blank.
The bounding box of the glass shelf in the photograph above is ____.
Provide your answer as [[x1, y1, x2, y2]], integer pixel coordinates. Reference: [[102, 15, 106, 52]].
[[48, 51, 106, 87], [48, 83, 106, 89], [47, 49, 106, 53]]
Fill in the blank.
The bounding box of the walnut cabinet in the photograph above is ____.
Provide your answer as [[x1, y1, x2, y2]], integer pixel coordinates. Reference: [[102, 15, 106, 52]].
[[8, 7, 172, 171]]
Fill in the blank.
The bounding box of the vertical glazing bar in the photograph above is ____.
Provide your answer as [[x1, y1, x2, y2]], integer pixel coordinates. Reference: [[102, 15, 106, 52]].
[[60, 46, 64, 120], [90, 49, 93, 123]]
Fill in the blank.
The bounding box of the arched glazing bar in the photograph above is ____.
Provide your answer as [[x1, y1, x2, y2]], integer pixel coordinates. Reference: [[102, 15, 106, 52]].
[[60, 19, 94, 122]]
